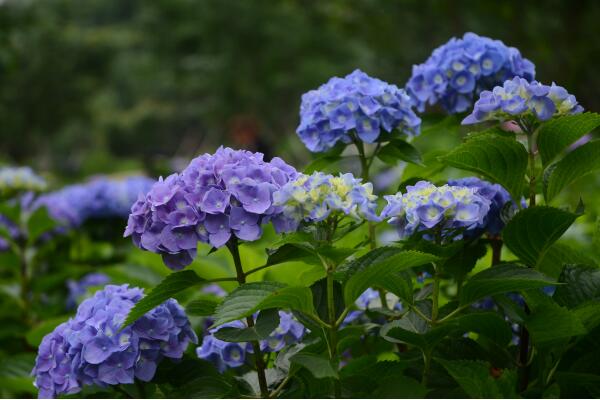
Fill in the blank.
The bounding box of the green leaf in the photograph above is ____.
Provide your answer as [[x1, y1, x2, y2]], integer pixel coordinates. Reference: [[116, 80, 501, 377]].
[[503, 206, 579, 267], [304, 155, 342, 174], [439, 133, 528, 199], [380, 309, 453, 351], [378, 271, 414, 305], [451, 312, 513, 346], [25, 315, 69, 347], [525, 297, 587, 344], [460, 264, 555, 305], [554, 264, 600, 308], [311, 278, 345, 322], [170, 376, 237, 398], [372, 376, 427, 398], [377, 139, 424, 166], [290, 353, 339, 379], [545, 140, 600, 201], [437, 359, 512, 399], [266, 243, 320, 267], [27, 206, 57, 243], [212, 282, 314, 326], [122, 270, 204, 328], [214, 308, 280, 342], [186, 297, 221, 316], [0, 353, 36, 395], [343, 250, 439, 305], [441, 241, 488, 280], [537, 112, 600, 166], [537, 243, 597, 279]]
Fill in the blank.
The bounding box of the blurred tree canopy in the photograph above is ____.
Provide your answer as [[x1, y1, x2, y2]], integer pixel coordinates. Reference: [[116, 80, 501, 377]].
[[0, 0, 598, 178]]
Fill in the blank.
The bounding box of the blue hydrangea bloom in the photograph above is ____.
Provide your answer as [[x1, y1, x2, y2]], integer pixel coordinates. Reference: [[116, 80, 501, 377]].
[[462, 77, 583, 124], [447, 177, 516, 236], [34, 176, 155, 229], [32, 284, 197, 398], [297, 69, 421, 152], [66, 273, 111, 309], [124, 147, 298, 270], [406, 32, 535, 114], [197, 311, 305, 372], [272, 172, 380, 233], [381, 180, 491, 241], [0, 213, 21, 251], [0, 166, 47, 197], [343, 288, 403, 325]]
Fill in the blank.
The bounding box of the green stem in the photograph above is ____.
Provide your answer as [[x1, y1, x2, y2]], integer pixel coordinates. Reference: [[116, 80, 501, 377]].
[[421, 349, 432, 386], [490, 237, 503, 266], [18, 243, 31, 325], [431, 267, 440, 325], [526, 126, 537, 207], [326, 270, 341, 398], [227, 239, 269, 398]]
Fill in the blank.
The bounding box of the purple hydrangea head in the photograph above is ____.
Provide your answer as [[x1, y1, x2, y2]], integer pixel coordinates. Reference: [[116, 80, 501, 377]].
[[297, 69, 421, 152], [342, 288, 402, 325], [272, 172, 380, 233], [0, 166, 47, 198], [201, 284, 227, 298], [32, 284, 197, 398], [66, 273, 111, 309], [124, 147, 298, 270], [447, 177, 516, 236], [381, 180, 491, 241], [462, 77, 583, 125], [406, 32, 536, 114], [0, 213, 22, 251], [33, 176, 155, 230], [197, 311, 305, 372]]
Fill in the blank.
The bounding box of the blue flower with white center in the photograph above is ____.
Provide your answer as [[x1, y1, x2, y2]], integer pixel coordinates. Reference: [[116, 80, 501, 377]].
[[197, 311, 305, 372], [124, 147, 298, 270], [297, 69, 421, 152], [381, 180, 491, 241], [272, 171, 380, 233], [462, 77, 583, 125], [32, 284, 197, 398], [406, 32, 535, 114]]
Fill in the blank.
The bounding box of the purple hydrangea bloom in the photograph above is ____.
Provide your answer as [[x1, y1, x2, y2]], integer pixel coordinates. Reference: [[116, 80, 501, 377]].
[[272, 172, 380, 233], [381, 180, 491, 241], [66, 273, 111, 309], [32, 284, 197, 398], [406, 32, 535, 114], [297, 69, 421, 152], [124, 147, 298, 270], [0, 166, 47, 197], [447, 177, 516, 236], [33, 176, 155, 229], [462, 77, 583, 125], [343, 288, 403, 325], [201, 284, 227, 298], [197, 311, 305, 372], [0, 213, 21, 251]]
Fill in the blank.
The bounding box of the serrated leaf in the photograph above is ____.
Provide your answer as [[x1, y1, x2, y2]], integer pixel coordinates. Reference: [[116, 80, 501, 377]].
[[380, 309, 453, 351], [214, 309, 280, 342], [266, 243, 320, 267], [537, 243, 597, 279], [525, 297, 587, 344], [290, 353, 339, 379], [537, 112, 600, 166], [212, 282, 314, 326], [377, 139, 424, 166], [451, 312, 513, 346], [437, 359, 507, 398], [554, 264, 600, 308], [439, 134, 528, 199], [460, 264, 555, 305], [122, 270, 204, 328], [503, 206, 579, 267], [545, 140, 600, 201], [343, 250, 439, 305], [186, 297, 221, 316]]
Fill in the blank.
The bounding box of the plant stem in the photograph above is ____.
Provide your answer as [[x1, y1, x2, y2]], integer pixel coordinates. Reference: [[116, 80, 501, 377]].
[[490, 237, 503, 266], [326, 270, 341, 398], [227, 239, 269, 398], [526, 127, 537, 207], [421, 349, 432, 386], [431, 265, 440, 325], [18, 242, 31, 325]]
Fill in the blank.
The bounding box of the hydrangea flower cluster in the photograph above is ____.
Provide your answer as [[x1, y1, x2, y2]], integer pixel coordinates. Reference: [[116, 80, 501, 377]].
[[34, 176, 154, 228], [0, 166, 47, 198], [0, 214, 21, 251], [66, 273, 111, 309], [197, 311, 305, 372], [297, 69, 421, 152], [462, 77, 583, 124], [381, 180, 491, 241], [124, 147, 298, 270], [272, 172, 380, 233], [406, 32, 536, 114], [32, 284, 197, 398], [343, 288, 403, 325], [447, 177, 515, 236]]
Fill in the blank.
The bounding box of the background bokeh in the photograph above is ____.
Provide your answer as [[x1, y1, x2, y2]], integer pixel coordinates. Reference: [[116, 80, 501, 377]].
[[1, 0, 599, 181]]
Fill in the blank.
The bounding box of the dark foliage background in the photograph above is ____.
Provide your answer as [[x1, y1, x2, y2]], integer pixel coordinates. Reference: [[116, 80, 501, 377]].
[[1, 0, 598, 179]]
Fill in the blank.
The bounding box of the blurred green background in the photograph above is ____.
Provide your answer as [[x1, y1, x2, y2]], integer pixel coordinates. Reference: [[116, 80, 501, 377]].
[[1, 0, 599, 179]]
